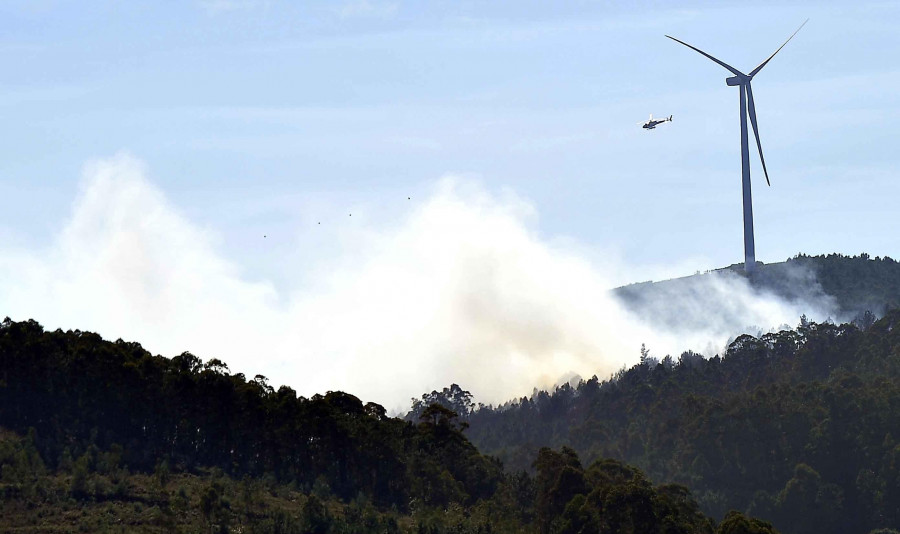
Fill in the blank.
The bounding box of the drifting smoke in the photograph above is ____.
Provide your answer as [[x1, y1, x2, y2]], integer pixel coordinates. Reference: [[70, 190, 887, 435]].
[[0, 154, 837, 411], [614, 265, 840, 356]]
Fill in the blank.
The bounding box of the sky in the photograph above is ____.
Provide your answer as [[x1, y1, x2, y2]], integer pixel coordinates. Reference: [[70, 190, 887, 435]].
[[1, 0, 898, 409]]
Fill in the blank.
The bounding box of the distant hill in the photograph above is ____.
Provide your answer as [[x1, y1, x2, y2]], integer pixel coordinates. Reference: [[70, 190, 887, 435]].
[[614, 253, 900, 330], [780, 253, 900, 316]]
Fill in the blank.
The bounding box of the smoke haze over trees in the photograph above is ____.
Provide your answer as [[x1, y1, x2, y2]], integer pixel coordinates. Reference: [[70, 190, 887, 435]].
[[1, 316, 755, 533], [2, 155, 880, 412], [3, 254, 900, 531], [615, 253, 900, 330], [458, 309, 900, 534]]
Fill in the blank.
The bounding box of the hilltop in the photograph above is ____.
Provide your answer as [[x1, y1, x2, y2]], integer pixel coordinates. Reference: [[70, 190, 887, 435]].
[[614, 253, 900, 330]]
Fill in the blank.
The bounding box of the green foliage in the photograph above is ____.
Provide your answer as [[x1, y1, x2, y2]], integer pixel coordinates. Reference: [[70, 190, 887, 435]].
[[0, 319, 501, 512], [200, 480, 230, 532], [532, 448, 715, 534], [69, 455, 89, 499], [408, 384, 476, 422], [618, 253, 900, 322], [0, 317, 770, 532], [0, 428, 45, 484], [301, 495, 332, 534], [533, 446, 584, 533], [154, 458, 170, 489], [786, 253, 900, 316], [465, 310, 900, 534], [716, 510, 779, 534]]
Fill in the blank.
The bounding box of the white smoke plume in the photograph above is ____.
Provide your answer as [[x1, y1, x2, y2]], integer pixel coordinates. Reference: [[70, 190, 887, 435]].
[[0, 154, 836, 411], [614, 267, 839, 359]]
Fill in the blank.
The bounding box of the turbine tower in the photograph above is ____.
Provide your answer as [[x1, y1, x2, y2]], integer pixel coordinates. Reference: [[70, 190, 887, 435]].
[[667, 20, 807, 273]]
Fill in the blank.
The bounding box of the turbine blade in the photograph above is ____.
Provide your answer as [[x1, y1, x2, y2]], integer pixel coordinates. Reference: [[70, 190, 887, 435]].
[[745, 83, 770, 186], [749, 19, 808, 78], [666, 35, 745, 77]]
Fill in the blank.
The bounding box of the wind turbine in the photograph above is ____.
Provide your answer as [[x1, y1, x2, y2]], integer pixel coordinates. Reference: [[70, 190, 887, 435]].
[[667, 20, 807, 273]]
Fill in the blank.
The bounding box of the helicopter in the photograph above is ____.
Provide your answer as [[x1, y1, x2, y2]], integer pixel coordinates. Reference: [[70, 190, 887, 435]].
[[640, 114, 673, 130]]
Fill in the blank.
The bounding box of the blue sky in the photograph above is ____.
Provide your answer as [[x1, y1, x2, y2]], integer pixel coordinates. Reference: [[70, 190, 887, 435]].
[[1, 1, 897, 406]]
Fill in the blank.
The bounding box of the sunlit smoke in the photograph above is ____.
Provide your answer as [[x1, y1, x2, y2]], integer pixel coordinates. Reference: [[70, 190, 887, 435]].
[[0, 154, 837, 411]]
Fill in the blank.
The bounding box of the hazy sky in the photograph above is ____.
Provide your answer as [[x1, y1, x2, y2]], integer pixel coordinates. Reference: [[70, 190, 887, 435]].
[[1, 1, 897, 408]]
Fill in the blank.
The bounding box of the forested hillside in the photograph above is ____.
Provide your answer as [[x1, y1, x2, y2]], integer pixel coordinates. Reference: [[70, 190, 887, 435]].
[[0, 317, 760, 533], [782, 253, 900, 316], [5, 253, 900, 533], [459, 311, 900, 534], [616, 253, 900, 326]]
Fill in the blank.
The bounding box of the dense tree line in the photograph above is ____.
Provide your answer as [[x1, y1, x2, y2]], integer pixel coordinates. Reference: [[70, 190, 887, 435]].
[[0, 316, 772, 532], [0, 317, 500, 511], [458, 311, 900, 534], [783, 253, 900, 316], [0, 426, 764, 533]]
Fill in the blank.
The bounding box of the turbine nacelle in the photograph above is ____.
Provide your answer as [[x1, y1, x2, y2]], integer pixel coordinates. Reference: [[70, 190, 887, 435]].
[[725, 75, 745, 86]]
